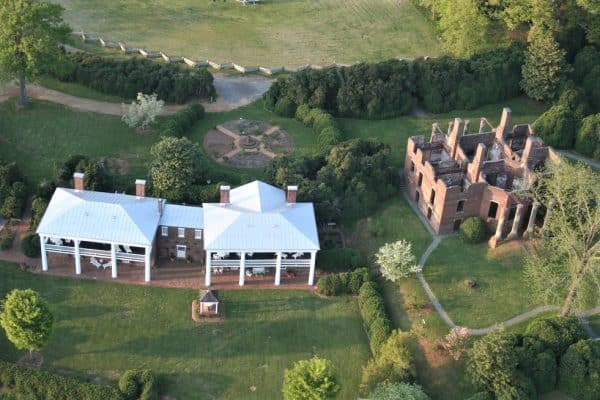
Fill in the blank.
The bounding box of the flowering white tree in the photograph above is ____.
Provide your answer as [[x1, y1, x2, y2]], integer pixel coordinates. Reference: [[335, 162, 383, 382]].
[[375, 239, 418, 282], [122, 93, 164, 131]]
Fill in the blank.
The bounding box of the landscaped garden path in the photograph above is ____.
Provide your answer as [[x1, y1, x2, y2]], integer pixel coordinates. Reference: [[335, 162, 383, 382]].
[[401, 190, 600, 337], [0, 74, 272, 114]]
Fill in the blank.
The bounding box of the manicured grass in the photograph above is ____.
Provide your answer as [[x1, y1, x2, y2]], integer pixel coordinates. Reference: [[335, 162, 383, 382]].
[[0, 262, 370, 400], [51, 0, 440, 65], [423, 237, 540, 328], [340, 96, 547, 167], [37, 76, 127, 103], [0, 100, 155, 187]]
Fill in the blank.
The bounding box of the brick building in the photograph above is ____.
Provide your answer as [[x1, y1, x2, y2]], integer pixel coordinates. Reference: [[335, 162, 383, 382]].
[[404, 108, 559, 246]]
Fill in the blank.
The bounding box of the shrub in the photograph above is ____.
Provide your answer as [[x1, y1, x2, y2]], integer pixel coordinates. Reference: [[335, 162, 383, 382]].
[[20, 233, 40, 258], [358, 282, 392, 354], [122, 93, 164, 131], [316, 248, 366, 272], [532, 104, 578, 149], [459, 217, 488, 243], [274, 97, 297, 117], [348, 267, 369, 294], [160, 104, 205, 138], [576, 114, 600, 160], [317, 126, 343, 151], [317, 268, 369, 296], [573, 46, 600, 83], [0, 359, 124, 400], [531, 350, 557, 394], [558, 340, 600, 400], [370, 382, 430, 400], [359, 330, 417, 396], [294, 104, 311, 122], [0, 236, 14, 250], [118, 369, 158, 400], [282, 357, 340, 400], [50, 53, 215, 103], [525, 316, 586, 357], [29, 196, 48, 230], [583, 66, 600, 112]]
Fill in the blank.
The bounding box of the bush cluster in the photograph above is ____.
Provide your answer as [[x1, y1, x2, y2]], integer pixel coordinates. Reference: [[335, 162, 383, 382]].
[[459, 217, 488, 243], [295, 106, 344, 152], [316, 248, 367, 272], [358, 282, 392, 354], [118, 369, 159, 400], [160, 104, 205, 138], [265, 44, 524, 119], [0, 359, 124, 400], [0, 161, 26, 220], [21, 233, 40, 258], [265, 139, 397, 223], [50, 53, 215, 103], [316, 268, 369, 296], [0, 236, 14, 251], [468, 316, 589, 399]]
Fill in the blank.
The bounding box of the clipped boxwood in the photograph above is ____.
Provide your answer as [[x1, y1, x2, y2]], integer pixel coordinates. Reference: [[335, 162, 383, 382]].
[[459, 217, 488, 243], [118, 369, 158, 400], [160, 104, 205, 138], [0, 236, 14, 251], [20, 233, 40, 258], [358, 281, 392, 354], [274, 97, 297, 118], [0, 359, 124, 400], [316, 268, 370, 296]]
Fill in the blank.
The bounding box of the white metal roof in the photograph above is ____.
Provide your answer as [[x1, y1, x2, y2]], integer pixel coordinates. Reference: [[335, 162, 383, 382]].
[[159, 204, 203, 229], [37, 188, 163, 246], [203, 181, 320, 251]]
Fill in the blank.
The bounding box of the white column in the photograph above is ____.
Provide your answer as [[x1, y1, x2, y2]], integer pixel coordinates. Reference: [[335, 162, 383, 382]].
[[74, 240, 81, 275], [308, 251, 317, 286], [239, 252, 246, 286], [274, 252, 282, 286], [507, 204, 525, 240], [111, 243, 117, 279], [205, 251, 212, 287], [144, 246, 151, 282], [524, 201, 540, 239], [40, 235, 48, 271]]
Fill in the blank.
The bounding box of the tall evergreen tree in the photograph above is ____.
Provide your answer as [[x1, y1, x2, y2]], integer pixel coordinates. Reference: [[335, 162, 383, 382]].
[[521, 28, 569, 101]]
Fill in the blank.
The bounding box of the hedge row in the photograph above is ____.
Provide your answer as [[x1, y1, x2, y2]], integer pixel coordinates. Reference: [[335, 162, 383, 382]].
[[49, 53, 216, 103], [358, 282, 392, 354], [118, 369, 159, 400], [316, 268, 369, 296], [0, 359, 124, 400], [265, 44, 524, 119], [294, 106, 344, 152], [0, 161, 26, 220], [160, 104, 205, 138]]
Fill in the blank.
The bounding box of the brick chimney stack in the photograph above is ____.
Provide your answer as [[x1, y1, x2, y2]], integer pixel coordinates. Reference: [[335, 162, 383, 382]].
[[135, 179, 146, 198], [220, 185, 230, 204], [158, 199, 164, 216], [467, 143, 487, 182], [496, 107, 511, 141], [73, 172, 84, 191], [448, 117, 464, 159], [286, 185, 298, 203]]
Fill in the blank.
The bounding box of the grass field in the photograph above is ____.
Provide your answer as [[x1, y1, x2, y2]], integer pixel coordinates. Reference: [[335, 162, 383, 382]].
[[0, 262, 370, 399], [51, 0, 441, 65], [423, 237, 539, 328]]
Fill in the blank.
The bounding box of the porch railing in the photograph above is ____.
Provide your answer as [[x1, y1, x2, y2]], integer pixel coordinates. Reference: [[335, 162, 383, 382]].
[[46, 244, 144, 262], [210, 259, 311, 268]]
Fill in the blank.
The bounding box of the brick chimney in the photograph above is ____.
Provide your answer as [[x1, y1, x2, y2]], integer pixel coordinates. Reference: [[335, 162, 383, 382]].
[[467, 143, 486, 182], [157, 199, 164, 216], [220, 185, 230, 204], [496, 107, 511, 141], [73, 172, 84, 191], [448, 118, 464, 159], [135, 179, 146, 198], [286, 185, 298, 203]]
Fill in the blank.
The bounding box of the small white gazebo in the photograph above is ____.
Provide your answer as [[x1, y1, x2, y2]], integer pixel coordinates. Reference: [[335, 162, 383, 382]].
[[202, 181, 320, 287]]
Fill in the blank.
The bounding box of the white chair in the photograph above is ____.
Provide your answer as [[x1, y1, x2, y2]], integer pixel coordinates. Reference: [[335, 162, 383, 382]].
[[90, 257, 102, 269], [103, 261, 112, 270], [124, 245, 132, 253]]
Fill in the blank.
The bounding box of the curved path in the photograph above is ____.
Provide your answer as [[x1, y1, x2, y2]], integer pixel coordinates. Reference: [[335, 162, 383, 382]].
[[0, 74, 272, 115], [401, 190, 600, 337]]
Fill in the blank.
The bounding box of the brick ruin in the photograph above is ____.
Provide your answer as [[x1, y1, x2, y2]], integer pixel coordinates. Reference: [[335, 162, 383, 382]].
[[404, 108, 560, 247]]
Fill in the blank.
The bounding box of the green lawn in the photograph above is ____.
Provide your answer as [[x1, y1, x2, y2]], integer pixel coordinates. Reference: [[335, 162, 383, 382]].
[[51, 0, 440, 65], [0, 262, 370, 400], [423, 237, 540, 328]]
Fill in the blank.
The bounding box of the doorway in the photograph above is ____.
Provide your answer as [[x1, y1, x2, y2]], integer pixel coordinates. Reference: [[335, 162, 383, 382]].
[[176, 245, 187, 259]]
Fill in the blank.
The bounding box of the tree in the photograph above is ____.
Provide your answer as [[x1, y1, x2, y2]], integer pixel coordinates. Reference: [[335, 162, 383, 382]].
[[122, 93, 164, 131], [149, 137, 206, 203], [558, 339, 600, 400], [370, 382, 430, 400], [524, 161, 599, 315], [468, 331, 522, 398], [576, 114, 600, 160], [282, 357, 340, 400], [438, 0, 492, 58], [0, 289, 53, 357], [0, 0, 69, 107], [375, 240, 418, 282], [521, 28, 569, 101], [29, 196, 48, 229]]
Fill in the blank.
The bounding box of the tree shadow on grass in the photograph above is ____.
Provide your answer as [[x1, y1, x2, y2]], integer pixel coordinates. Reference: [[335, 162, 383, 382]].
[[159, 371, 232, 400]]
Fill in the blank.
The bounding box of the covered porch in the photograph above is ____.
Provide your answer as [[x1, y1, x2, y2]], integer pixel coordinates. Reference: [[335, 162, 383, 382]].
[[204, 250, 316, 287], [40, 235, 153, 282]]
